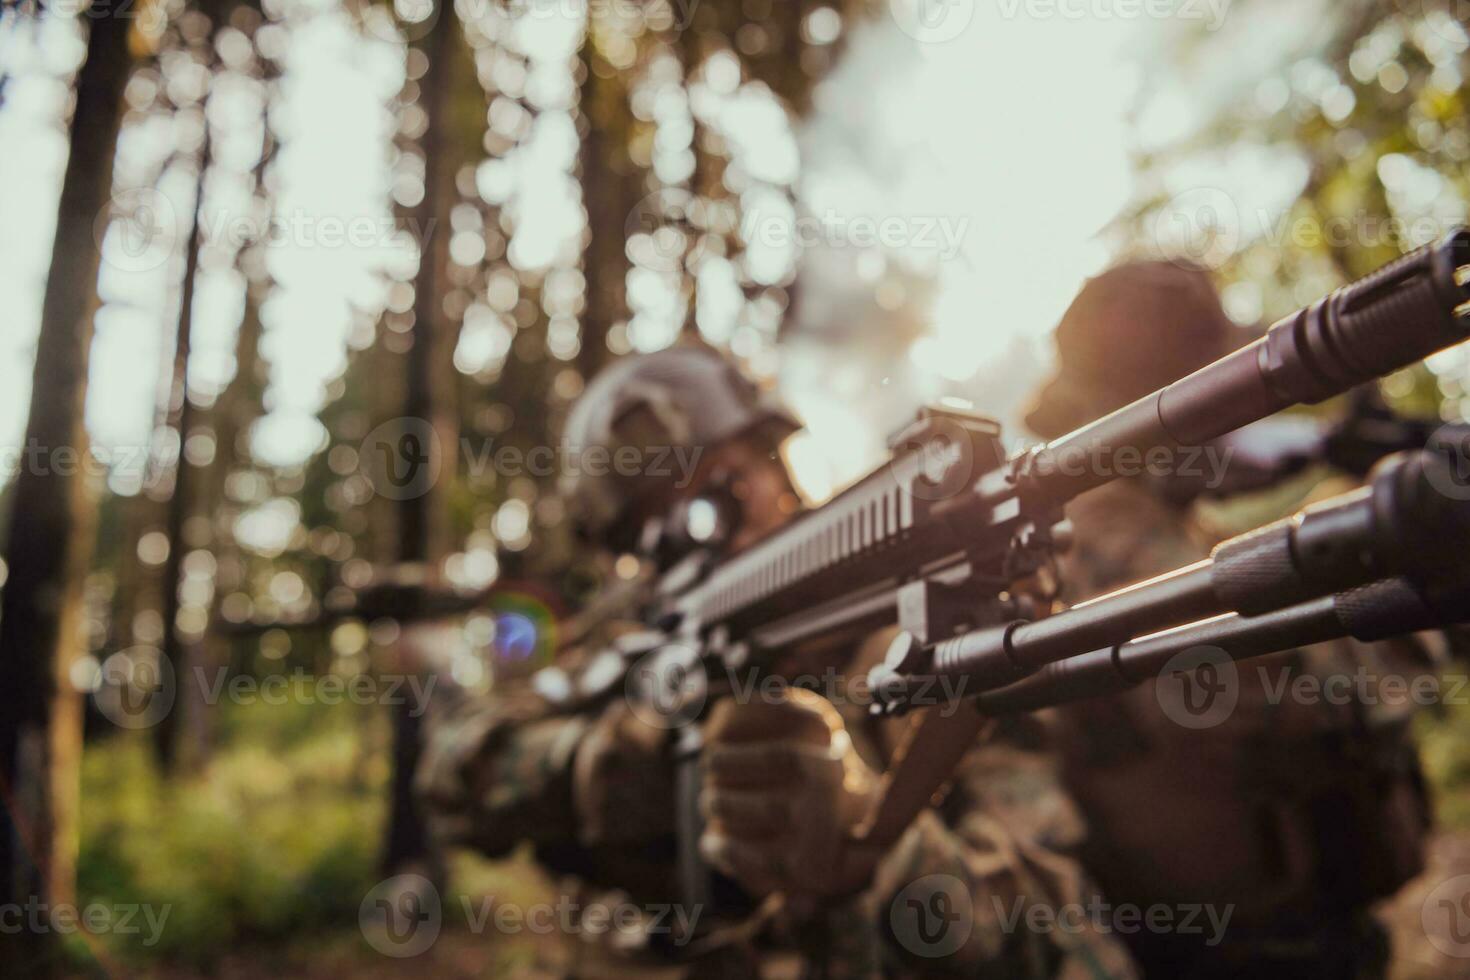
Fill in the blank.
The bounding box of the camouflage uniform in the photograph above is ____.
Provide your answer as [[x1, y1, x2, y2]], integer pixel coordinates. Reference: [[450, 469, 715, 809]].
[[1024, 259, 1437, 979], [418, 630, 1139, 979], [1045, 467, 1433, 980], [417, 345, 1136, 977]]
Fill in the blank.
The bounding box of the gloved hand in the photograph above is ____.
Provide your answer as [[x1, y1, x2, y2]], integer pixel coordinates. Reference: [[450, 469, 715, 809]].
[[698, 687, 880, 899], [572, 700, 677, 845]]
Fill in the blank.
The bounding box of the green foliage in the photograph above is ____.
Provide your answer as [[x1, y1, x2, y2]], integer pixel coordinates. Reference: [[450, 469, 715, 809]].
[[72, 695, 387, 968], [1117, 0, 1470, 421], [1418, 695, 1470, 831]]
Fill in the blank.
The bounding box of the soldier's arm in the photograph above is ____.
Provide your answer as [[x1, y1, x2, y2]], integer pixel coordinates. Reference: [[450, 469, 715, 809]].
[[698, 686, 1135, 977], [864, 729, 1137, 978], [414, 687, 590, 858], [416, 675, 678, 869]]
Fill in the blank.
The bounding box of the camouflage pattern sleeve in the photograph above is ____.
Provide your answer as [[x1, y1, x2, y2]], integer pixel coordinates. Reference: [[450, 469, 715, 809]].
[[1057, 480, 1210, 600], [868, 734, 1139, 980], [415, 683, 590, 858]]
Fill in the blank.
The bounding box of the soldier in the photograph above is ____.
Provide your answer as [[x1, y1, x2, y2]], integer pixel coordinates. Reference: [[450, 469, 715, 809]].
[[1025, 261, 1435, 980], [411, 345, 1137, 978]]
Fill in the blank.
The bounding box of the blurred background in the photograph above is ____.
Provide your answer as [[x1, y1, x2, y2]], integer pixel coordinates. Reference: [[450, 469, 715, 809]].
[[2, 0, 1469, 974]]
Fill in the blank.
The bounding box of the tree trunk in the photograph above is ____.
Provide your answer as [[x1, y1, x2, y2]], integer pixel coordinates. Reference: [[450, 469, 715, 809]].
[[0, 7, 132, 971], [577, 36, 638, 380], [153, 131, 212, 770], [381, 0, 463, 880]]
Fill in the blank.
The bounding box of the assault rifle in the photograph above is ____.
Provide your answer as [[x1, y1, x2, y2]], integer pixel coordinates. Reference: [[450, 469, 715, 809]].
[[1169, 386, 1470, 498], [575, 231, 1470, 918]]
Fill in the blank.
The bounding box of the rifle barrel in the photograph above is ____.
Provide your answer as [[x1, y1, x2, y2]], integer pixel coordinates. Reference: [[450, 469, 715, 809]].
[[1021, 230, 1470, 506], [871, 451, 1470, 713], [975, 577, 1458, 717]]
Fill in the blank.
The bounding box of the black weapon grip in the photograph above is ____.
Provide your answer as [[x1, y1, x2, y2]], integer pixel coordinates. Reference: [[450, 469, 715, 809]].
[[672, 723, 711, 929]]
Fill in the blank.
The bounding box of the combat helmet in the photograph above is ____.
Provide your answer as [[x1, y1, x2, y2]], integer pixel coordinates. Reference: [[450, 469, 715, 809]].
[[1024, 261, 1248, 440], [560, 345, 799, 550]]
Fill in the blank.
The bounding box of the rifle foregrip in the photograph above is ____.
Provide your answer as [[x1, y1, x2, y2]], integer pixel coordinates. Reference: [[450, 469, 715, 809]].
[[1333, 579, 1440, 641], [1210, 521, 1301, 617], [1210, 452, 1470, 616], [1262, 230, 1470, 403]]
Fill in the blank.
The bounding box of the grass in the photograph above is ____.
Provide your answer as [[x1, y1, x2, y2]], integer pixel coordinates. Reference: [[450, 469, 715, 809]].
[[70, 690, 388, 970], [61, 661, 1470, 975]]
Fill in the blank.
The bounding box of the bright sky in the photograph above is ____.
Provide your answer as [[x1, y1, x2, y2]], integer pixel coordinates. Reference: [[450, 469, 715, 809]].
[[780, 3, 1147, 496], [0, 0, 1301, 501]]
